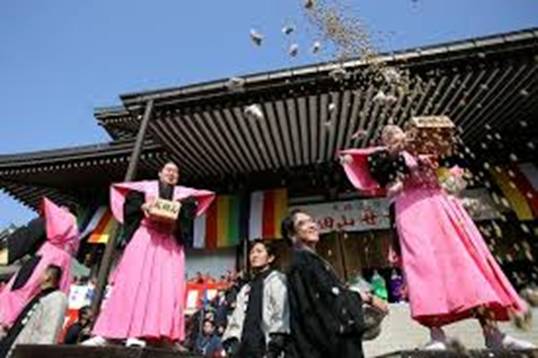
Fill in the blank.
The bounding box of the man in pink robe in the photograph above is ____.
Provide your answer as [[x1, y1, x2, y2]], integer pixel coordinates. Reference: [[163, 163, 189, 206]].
[[340, 125, 535, 350], [85, 162, 215, 347]]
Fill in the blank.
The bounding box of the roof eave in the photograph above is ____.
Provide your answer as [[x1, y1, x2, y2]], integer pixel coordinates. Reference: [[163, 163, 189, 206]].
[[119, 27, 538, 107]]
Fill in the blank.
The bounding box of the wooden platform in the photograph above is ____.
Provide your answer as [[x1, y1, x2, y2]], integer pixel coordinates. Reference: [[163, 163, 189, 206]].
[[377, 349, 538, 358], [10, 345, 538, 358], [12, 345, 203, 358]]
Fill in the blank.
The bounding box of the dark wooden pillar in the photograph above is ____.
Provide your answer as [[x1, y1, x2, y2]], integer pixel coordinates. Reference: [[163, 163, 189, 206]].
[[91, 99, 154, 318]]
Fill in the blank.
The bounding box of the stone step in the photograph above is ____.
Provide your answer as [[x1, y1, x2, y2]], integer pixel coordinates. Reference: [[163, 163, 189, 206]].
[[363, 304, 538, 357], [377, 349, 538, 357]]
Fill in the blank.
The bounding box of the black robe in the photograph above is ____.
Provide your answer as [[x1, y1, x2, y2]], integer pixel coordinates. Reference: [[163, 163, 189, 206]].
[[117, 181, 198, 249], [286, 248, 365, 358], [63, 321, 90, 344], [367, 149, 408, 256], [237, 269, 278, 358], [1, 218, 47, 290], [366, 149, 408, 188]]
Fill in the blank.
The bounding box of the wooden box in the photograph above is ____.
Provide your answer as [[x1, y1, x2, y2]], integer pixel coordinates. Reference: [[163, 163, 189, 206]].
[[405, 115, 455, 157], [148, 198, 181, 224]]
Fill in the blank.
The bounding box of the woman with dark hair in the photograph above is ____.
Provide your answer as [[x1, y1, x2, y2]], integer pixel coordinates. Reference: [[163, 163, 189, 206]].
[[222, 239, 289, 358], [282, 210, 387, 358]]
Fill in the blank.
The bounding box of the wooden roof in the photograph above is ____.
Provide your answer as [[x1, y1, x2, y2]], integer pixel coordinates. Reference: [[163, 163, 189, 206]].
[[0, 140, 168, 209], [100, 27, 538, 180], [1, 27, 537, 208]]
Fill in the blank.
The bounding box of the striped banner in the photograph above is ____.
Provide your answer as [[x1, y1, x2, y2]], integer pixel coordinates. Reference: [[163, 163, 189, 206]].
[[509, 164, 538, 218], [489, 167, 534, 221], [76, 205, 94, 232], [249, 188, 288, 240], [87, 208, 116, 244], [193, 195, 243, 249], [79, 206, 106, 239]]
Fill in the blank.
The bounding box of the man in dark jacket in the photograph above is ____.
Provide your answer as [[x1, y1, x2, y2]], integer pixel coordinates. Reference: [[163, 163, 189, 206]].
[[195, 319, 222, 357]]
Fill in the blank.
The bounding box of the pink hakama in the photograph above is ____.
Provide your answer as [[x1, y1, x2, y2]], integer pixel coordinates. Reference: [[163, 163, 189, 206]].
[[341, 149, 526, 326], [92, 181, 214, 341], [0, 197, 78, 327]]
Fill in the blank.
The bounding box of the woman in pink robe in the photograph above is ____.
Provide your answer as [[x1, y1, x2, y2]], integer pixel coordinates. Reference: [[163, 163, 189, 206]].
[[0, 197, 78, 333], [340, 125, 534, 350], [88, 162, 215, 346]]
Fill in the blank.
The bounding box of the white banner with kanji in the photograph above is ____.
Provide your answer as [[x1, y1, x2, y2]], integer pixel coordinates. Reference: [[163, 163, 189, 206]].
[[291, 188, 498, 233], [290, 198, 391, 233]]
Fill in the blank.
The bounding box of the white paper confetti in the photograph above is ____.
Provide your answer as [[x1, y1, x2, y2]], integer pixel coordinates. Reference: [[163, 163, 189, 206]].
[[312, 41, 321, 54], [289, 43, 299, 57], [282, 25, 295, 35], [250, 29, 264, 46], [244, 104, 264, 121], [225, 77, 245, 91], [329, 67, 349, 82]]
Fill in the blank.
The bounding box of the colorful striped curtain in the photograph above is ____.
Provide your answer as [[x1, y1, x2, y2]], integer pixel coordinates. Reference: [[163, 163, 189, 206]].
[[88, 209, 116, 244], [489, 166, 534, 221], [79, 206, 117, 244], [193, 194, 247, 249], [76, 205, 94, 232], [248, 188, 288, 240], [510, 163, 538, 218]]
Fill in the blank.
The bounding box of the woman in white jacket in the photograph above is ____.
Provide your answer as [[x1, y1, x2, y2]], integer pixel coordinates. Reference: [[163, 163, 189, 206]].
[[222, 239, 289, 358]]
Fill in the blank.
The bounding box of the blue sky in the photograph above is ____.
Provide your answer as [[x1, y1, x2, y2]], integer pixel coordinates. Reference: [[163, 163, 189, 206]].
[[1, 0, 537, 227]]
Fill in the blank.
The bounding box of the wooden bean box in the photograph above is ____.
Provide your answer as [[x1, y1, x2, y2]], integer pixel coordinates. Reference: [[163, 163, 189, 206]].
[[405, 115, 456, 157], [148, 198, 181, 224]]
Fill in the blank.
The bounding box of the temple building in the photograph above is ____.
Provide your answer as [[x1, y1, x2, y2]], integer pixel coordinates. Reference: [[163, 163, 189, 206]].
[[1, 27, 537, 289]]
